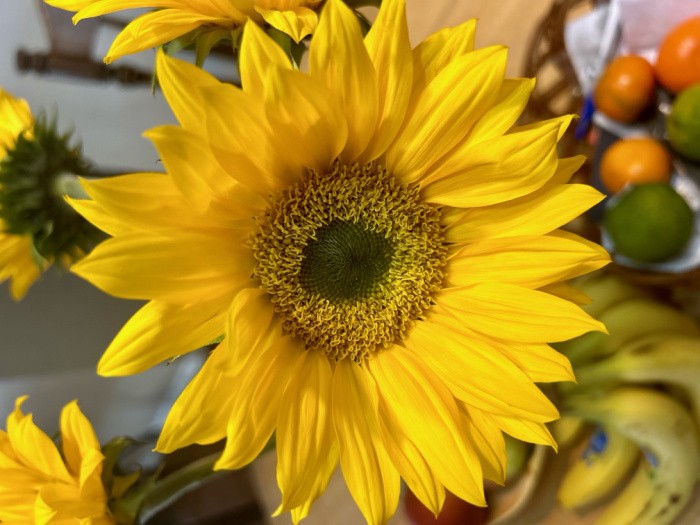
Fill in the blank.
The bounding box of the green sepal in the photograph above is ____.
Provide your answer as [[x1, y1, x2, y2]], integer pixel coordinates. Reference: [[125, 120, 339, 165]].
[[0, 114, 106, 264], [101, 436, 139, 494], [112, 465, 165, 525], [265, 27, 306, 68], [343, 0, 382, 7], [100, 436, 173, 525], [195, 29, 232, 67]]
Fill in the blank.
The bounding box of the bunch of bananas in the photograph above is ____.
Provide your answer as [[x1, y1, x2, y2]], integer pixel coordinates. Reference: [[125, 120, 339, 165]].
[[552, 271, 700, 524]]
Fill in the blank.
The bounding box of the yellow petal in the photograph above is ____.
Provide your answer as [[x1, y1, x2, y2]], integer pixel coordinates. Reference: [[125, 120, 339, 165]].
[[155, 51, 221, 133], [410, 18, 477, 98], [157, 344, 237, 452], [459, 406, 506, 484], [406, 319, 559, 421], [256, 6, 318, 43], [80, 170, 252, 231], [539, 281, 592, 307], [0, 430, 24, 470], [97, 297, 230, 376], [0, 88, 33, 156], [72, 230, 253, 303], [143, 126, 244, 217], [550, 155, 587, 184], [215, 334, 300, 470], [36, 481, 106, 523], [0, 233, 42, 301], [105, 9, 233, 63], [494, 340, 575, 383], [368, 346, 486, 506], [422, 77, 535, 187], [510, 114, 574, 142], [489, 414, 558, 450], [34, 486, 61, 525], [276, 350, 337, 511], [378, 404, 445, 516], [468, 78, 535, 144], [239, 21, 292, 96], [221, 288, 276, 377], [264, 66, 347, 171], [309, 0, 377, 161], [71, 0, 211, 20], [446, 234, 610, 289], [76, 448, 107, 502], [332, 360, 400, 525], [59, 401, 101, 482], [437, 282, 606, 343], [387, 46, 507, 185], [422, 120, 559, 207], [44, 0, 104, 11], [66, 198, 129, 237], [280, 443, 339, 525], [6, 398, 72, 483], [202, 82, 301, 193], [0, 491, 36, 521], [444, 182, 602, 243], [359, 0, 412, 163]]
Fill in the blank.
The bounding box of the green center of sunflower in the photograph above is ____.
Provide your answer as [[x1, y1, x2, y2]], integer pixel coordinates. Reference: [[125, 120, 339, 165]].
[[251, 162, 446, 361], [300, 220, 393, 301]]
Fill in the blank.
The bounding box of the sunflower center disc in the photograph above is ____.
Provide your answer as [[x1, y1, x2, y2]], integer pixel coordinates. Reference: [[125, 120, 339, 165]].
[[251, 163, 446, 361], [300, 220, 393, 301]]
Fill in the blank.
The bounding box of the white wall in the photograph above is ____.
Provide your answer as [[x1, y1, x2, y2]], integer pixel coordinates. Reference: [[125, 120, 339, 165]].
[[0, 1, 179, 172]]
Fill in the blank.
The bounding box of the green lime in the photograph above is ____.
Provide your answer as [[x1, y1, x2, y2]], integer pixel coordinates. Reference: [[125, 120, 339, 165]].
[[667, 83, 700, 162], [604, 183, 695, 263]]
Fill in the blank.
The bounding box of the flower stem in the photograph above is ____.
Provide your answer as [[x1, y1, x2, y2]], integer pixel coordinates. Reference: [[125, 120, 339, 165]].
[[134, 453, 226, 525]]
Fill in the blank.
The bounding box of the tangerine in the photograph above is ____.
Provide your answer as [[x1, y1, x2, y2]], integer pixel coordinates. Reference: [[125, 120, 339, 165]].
[[599, 137, 672, 194], [594, 55, 656, 122], [655, 16, 700, 94]]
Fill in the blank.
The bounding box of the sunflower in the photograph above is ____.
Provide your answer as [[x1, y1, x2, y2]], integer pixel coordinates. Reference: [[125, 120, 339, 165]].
[[70, 0, 609, 522], [45, 0, 325, 63], [0, 88, 43, 300], [0, 396, 113, 524], [0, 88, 105, 300]]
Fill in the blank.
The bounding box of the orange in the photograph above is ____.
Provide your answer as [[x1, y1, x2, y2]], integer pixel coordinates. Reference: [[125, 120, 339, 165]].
[[594, 55, 656, 122], [599, 137, 672, 194], [655, 16, 700, 94]]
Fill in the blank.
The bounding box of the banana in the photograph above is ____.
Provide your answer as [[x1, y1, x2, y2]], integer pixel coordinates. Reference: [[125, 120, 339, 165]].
[[557, 425, 639, 510], [550, 415, 587, 449], [567, 387, 700, 525], [574, 271, 651, 319], [575, 335, 700, 428], [595, 458, 653, 525], [556, 298, 700, 366]]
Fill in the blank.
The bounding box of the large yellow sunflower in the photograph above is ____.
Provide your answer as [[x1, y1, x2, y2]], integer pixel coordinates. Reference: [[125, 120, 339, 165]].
[[0, 88, 43, 300], [70, 0, 609, 522], [0, 396, 113, 524], [45, 0, 325, 63]]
